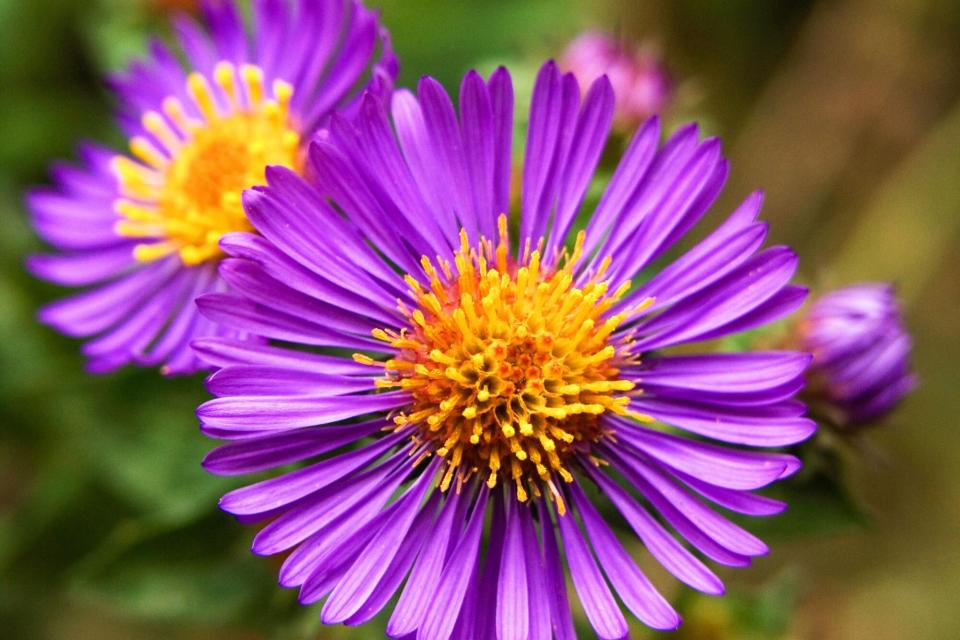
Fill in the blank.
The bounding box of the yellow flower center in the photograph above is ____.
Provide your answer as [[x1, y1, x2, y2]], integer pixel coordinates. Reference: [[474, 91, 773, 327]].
[[111, 62, 301, 266], [356, 216, 654, 511]]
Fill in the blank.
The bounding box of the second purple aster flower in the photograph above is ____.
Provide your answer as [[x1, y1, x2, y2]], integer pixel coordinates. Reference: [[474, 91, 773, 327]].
[[196, 61, 815, 637], [26, 0, 396, 374]]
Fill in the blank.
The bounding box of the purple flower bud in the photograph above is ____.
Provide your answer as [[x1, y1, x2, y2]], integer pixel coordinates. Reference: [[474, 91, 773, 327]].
[[560, 31, 673, 128], [801, 284, 916, 425]]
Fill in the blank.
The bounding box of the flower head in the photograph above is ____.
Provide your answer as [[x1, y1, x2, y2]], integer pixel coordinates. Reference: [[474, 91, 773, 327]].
[[801, 283, 915, 425], [27, 0, 396, 374], [560, 31, 673, 128], [197, 61, 814, 637]]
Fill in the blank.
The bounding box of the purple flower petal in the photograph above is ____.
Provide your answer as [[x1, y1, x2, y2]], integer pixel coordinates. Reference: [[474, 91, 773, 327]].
[[27, 245, 135, 287], [343, 492, 440, 626], [544, 75, 615, 256], [569, 482, 680, 630], [496, 497, 529, 640], [196, 292, 384, 352], [631, 246, 799, 350], [202, 418, 388, 475], [219, 429, 408, 515], [556, 498, 629, 640], [581, 116, 660, 258], [38, 259, 179, 337], [459, 70, 498, 240], [521, 61, 581, 246], [631, 352, 810, 394], [537, 500, 577, 640], [322, 466, 437, 624], [605, 447, 768, 559], [518, 502, 551, 640], [585, 463, 724, 595], [251, 452, 412, 555], [197, 390, 408, 432], [613, 420, 801, 489], [417, 487, 489, 640], [632, 396, 817, 447], [488, 68, 514, 224], [206, 365, 375, 397], [671, 470, 787, 517], [388, 488, 468, 637], [219, 232, 402, 327], [192, 337, 372, 374], [418, 76, 481, 241], [470, 490, 509, 640]]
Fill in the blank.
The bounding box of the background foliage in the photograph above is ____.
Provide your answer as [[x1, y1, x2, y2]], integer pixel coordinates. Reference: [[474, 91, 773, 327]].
[[1, 0, 959, 638]]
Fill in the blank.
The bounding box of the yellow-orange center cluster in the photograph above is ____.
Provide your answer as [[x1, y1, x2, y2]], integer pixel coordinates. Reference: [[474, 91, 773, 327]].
[[357, 216, 653, 511], [112, 62, 301, 266]]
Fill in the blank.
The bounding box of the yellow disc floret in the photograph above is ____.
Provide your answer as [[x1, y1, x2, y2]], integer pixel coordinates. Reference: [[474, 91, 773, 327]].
[[356, 215, 654, 512], [112, 62, 301, 266]]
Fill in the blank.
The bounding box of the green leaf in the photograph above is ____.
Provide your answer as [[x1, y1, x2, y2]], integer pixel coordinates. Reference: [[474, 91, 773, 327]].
[[87, 382, 241, 527], [677, 571, 800, 640], [740, 446, 869, 539], [71, 515, 273, 625]]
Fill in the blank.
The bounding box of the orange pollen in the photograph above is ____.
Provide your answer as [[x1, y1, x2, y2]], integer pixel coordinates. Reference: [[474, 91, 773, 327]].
[[356, 214, 655, 509], [111, 61, 301, 266]]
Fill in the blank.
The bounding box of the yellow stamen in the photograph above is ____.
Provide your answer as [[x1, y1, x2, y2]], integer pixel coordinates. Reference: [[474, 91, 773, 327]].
[[112, 62, 301, 266], [357, 214, 650, 514]]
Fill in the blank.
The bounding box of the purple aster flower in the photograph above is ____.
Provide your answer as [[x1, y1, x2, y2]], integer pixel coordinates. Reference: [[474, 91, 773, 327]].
[[560, 32, 673, 129], [26, 0, 396, 375], [195, 61, 815, 637], [801, 283, 916, 426]]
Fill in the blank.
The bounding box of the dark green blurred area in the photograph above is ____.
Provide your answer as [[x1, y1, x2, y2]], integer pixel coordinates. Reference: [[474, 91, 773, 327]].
[[2, 0, 959, 638]]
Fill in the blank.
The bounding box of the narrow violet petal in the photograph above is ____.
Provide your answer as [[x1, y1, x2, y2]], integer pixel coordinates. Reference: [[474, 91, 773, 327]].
[[297, 499, 406, 604], [417, 487, 489, 640], [585, 464, 724, 595], [192, 337, 373, 374], [518, 502, 551, 640], [568, 482, 680, 630], [38, 259, 179, 337], [556, 498, 629, 640], [220, 233, 399, 329], [219, 430, 407, 515], [537, 500, 577, 640], [582, 117, 660, 258], [198, 391, 409, 432], [632, 247, 798, 351], [605, 448, 767, 559], [545, 75, 615, 256], [472, 490, 508, 640], [322, 465, 438, 624], [459, 69, 497, 239], [617, 193, 765, 313], [671, 470, 787, 517], [613, 423, 800, 490], [388, 489, 466, 637], [201, 418, 388, 475], [488, 67, 514, 226], [27, 246, 135, 287], [343, 492, 440, 626], [251, 453, 411, 555], [631, 396, 817, 447], [206, 365, 376, 397], [631, 352, 811, 394], [496, 497, 529, 640], [279, 486, 398, 588], [196, 292, 385, 352], [418, 76, 479, 240]]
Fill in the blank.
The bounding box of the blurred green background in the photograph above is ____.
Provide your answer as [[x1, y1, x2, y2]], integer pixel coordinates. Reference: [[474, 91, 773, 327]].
[[1, 0, 959, 638]]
